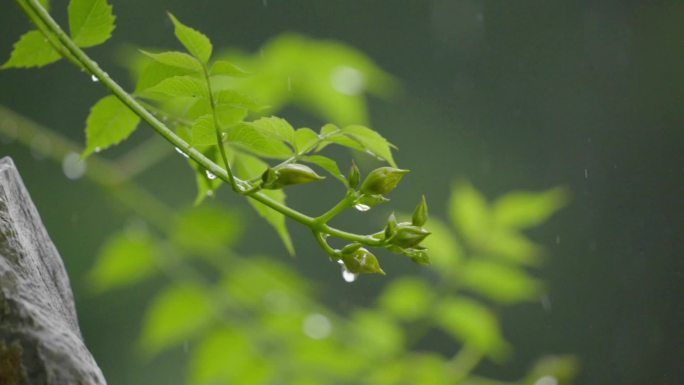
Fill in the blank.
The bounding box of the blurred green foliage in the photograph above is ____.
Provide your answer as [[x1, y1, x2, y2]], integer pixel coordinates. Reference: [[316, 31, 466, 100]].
[[2, 1, 577, 384]]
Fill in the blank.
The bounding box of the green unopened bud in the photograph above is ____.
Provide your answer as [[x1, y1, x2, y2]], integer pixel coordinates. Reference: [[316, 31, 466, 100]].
[[341, 247, 385, 275], [348, 161, 360, 189], [360, 167, 409, 195], [404, 248, 431, 265], [262, 163, 325, 189], [341, 242, 363, 255], [412, 195, 428, 226], [384, 212, 397, 239], [389, 222, 431, 248]]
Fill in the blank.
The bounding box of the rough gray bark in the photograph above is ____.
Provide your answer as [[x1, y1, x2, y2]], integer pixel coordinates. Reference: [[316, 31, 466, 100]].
[[0, 157, 106, 385]]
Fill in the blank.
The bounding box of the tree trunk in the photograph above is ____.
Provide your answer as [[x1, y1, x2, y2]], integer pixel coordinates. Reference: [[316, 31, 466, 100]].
[[0, 157, 106, 385]]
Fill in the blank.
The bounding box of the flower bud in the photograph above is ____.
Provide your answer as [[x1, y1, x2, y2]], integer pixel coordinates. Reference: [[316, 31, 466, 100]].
[[341, 247, 385, 275], [389, 223, 431, 248], [262, 163, 325, 189], [360, 167, 409, 195], [412, 195, 428, 226], [355, 194, 389, 210], [341, 242, 363, 255], [384, 212, 397, 239], [404, 248, 431, 265], [348, 161, 360, 189]]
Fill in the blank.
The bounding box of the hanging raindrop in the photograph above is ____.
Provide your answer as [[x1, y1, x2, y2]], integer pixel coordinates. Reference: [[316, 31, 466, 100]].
[[353, 203, 371, 212], [205, 170, 217, 180], [90, 74, 99, 82], [341, 265, 358, 283], [175, 147, 189, 158]]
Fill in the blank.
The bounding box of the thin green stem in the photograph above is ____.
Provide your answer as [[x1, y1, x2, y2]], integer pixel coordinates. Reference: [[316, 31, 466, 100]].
[[314, 231, 338, 259], [314, 191, 355, 225], [20, 0, 385, 250]]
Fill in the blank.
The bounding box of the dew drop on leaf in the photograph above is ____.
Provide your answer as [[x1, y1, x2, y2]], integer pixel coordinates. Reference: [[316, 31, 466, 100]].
[[353, 203, 371, 212], [205, 170, 217, 180]]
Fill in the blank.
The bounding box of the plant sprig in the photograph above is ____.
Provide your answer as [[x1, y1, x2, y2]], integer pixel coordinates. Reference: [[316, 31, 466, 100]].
[[5, 0, 431, 275]]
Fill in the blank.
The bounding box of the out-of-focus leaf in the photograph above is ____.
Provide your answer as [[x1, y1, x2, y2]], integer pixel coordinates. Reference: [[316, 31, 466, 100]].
[[83, 95, 140, 157], [140, 284, 213, 356], [378, 277, 434, 322], [367, 353, 450, 385], [190, 328, 272, 385], [522, 355, 580, 385], [419, 217, 463, 271], [250, 116, 295, 145], [168, 13, 213, 63], [449, 181, 489, 244], [493, 187, 569, 229], [88, 227, 158, 292], [235, 154, 294, 254], [485, 230, 541, 265], [2, 31, 61, 69], [172, 204, 241, 255], [461, 260, 542, 303], [68, 0, 115, 48], [435, 297, 509, 358], [349, 310, 404, 358]]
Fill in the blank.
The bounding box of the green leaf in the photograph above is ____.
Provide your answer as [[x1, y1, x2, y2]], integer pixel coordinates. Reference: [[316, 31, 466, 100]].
[[140, 284, 213, 356], [2, 30, 61, 69], [235, 154, 294, 254], [140, 75, 207, 100], [190, 114, 216, 146], [168, 13, 213, 63], [210, 60, 249, 76], [83, 95, 140, 158], [419, 217, 463, 271], [449, 181, 490, 244], [172, 204, 242, 255], [492, 187, 569, 229], [250, 116, 295, 145], [226, 123, 293, 159], [87, 228, 158, 292], [300, 155, 346, 184], [190, 328, 272, 385], [350, 310, 404, 358], [140, 50, 202, 72], [435, 297, 509, 358], [379, 277, 434, 322], [68, 0, 116, 48], [294, 127, 319, 153], [215, 90, 264, 112], [134, 60, 195, 92], [214, 104, 247, 127], [461, 261, 542, 303], [341, 125, 397, 166]]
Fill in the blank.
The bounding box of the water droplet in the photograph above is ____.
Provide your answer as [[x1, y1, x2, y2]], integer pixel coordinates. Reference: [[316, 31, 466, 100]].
[[262, 0, 268, 6], [206, 190, 214, 197], [62, 152, 86, 180], [331, 66, 366, 96], [353, 204, 371, 212], [341, 265, 358, 283], [175, 147, 189, 158], [555, 235, 561, 244], [540, 294, 552, 311], [205, 170, 217, 180], [90, 74, 99, 82], [94, 147, 102, 153], [584, 168, 588, 178], [302, 313, 332, 340]]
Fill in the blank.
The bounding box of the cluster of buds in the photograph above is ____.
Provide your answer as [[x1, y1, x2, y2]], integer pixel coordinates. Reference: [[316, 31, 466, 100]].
[[350, 165, 410, 209], [261, 163, 325, 189], [383, 196, 431, 265]]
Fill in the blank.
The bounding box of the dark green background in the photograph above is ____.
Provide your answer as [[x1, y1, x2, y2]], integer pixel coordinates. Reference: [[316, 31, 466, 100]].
[[1, 1, 682, 384]]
